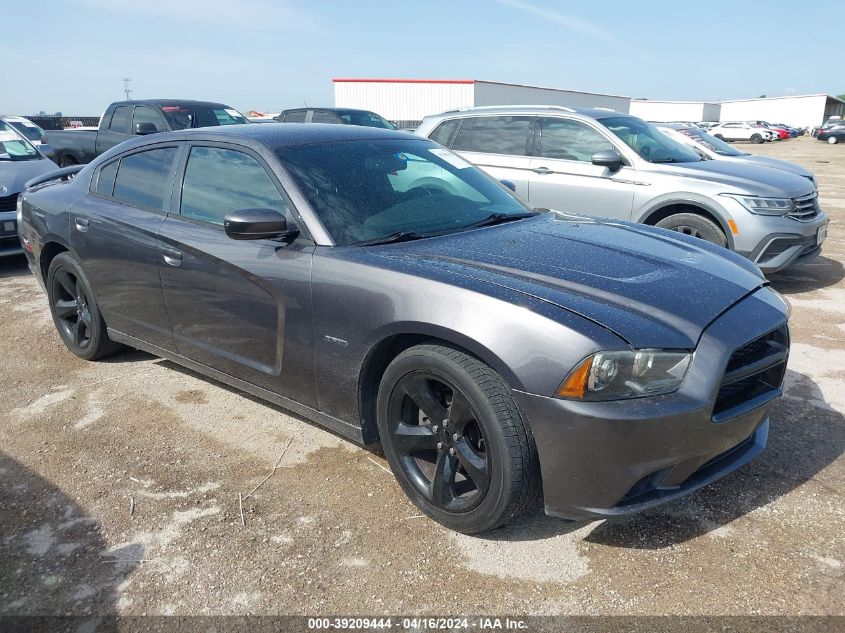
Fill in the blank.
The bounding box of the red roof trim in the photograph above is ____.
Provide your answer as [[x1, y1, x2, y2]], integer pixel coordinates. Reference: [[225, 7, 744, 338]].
[[332, 78, 475, 84]]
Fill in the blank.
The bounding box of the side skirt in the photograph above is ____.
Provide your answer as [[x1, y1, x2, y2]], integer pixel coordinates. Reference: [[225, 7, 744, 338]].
[[107, 328, 365, 444]]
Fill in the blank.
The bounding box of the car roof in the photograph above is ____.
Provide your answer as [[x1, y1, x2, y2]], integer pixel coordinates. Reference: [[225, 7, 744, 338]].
[[127, 122, 412, 149], [424, 105, 630, 121], [280, 107, 377, 114], [112, 99, 234, 108]]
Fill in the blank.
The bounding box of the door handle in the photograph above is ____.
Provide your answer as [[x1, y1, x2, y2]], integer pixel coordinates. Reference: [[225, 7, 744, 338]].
[[532, 166, 553, 175], [162, 247, 182, 267], [74, 217, 89, 232]]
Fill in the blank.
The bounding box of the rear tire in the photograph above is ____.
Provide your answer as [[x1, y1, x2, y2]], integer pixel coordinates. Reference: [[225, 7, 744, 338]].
[[655, 213, 727, 248], [46, 252, 123, 361], [376, 344, 540, 534], [751, 134, 762, 144], [828, 136, 839, 145]]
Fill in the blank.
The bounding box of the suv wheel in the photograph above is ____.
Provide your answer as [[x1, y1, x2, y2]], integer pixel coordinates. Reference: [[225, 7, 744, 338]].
[[714, 134, 725, 140], [750, 134, 762, 144], [655, 213, 727, 248], [376, 344, 540, 534]]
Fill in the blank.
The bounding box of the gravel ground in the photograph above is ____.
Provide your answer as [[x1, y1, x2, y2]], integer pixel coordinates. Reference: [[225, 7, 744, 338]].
[[0, 137, 842, 618]]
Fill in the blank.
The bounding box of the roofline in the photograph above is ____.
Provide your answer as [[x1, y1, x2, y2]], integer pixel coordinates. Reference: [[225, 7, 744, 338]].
[[631, 99, 721, 105], [719, 94, 845, 104], [332, 78, 474, 84]]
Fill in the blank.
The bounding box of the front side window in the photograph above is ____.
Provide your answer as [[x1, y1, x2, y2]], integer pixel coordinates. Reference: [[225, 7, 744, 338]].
[[463, 116, 531, 155], [0, 122, 41, 161], [282, 110, 307, 123], [537, 118, 615, 162], [109, 106, 131, 133], [8, 119, 45, 142], [276, 138, 532, 246], [311, 110, 343, 124], [600, 116, 702, 164], [112, 147, 178, 210], [180, 146, 287, 225], [161, 105, 248, 130]]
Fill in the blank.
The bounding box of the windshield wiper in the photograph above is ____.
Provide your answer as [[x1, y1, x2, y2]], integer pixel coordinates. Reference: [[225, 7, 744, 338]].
[[354, 231, 428, 246], [465, 212, 537, 229]]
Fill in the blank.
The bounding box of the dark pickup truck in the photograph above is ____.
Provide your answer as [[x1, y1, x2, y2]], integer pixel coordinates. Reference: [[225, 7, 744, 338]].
[[44, 99, 249, 166]]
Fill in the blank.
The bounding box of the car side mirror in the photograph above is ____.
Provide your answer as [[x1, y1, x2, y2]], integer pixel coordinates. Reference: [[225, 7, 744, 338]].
[[135, 122, 158, 135], [500, 179, 517, 192], [591, 150, 623, 172], [224, 208, 299, 241]]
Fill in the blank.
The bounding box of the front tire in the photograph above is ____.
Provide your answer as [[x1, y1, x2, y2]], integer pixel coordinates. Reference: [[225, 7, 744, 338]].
[[47, 252, 122, 361], [655, 213, 727, 248], [714, 134, 725, 140], [828, 136, 839, 145], [751, 134, 762, 144], [376, 344, 540, 534]]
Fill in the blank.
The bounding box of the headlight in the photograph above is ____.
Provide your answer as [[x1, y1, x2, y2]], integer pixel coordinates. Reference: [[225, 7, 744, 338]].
[[725, 195, 794, 216], [557, 350, 691, 400]]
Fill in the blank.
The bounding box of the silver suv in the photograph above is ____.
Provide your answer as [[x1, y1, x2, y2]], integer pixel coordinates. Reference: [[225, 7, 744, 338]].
[[415, 106, 828, 273]]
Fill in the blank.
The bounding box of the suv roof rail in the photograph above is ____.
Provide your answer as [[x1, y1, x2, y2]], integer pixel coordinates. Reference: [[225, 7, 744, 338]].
[[592, 107, 616, 111], [433, 104, 577, 117]]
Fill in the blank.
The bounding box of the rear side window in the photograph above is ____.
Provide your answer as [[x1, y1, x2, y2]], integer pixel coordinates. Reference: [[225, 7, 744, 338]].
[[282, 110, 307, 123], [462, 116, 531, 156], [311, 110, 342, 124], [112, 147, 178, 210], [109, 106, 131, 133], [428, 119, 460, 146], [179, 146, 288, 225], [94, 160, 118, 196], [537, 118, 615, 162]]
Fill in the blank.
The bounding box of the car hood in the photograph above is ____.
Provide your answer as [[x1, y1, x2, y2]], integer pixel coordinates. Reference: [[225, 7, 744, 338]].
[[651, 159, 815, 197], [0, 158, 58, 195], [372, 213, 766, 349], [730, 155, 814, 180]]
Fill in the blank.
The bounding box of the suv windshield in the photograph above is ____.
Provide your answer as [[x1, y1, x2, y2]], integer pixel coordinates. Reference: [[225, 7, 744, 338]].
[[161, 105, 248, 129], [679, 128, 746, 157], [601, 116, 702, 163], [276, 138, 532, 246], [338, 110, 396, 130], [0, 122, 41, 161]]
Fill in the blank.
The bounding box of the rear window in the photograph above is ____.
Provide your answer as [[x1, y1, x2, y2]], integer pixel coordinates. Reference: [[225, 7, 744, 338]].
[[428, 119, 460, 146], [281, 110, 307, 123], [458, 116, 531, 156], [311, 110, 342, 124], [112, 147, 178, 210], [161, 105, 248, 129]]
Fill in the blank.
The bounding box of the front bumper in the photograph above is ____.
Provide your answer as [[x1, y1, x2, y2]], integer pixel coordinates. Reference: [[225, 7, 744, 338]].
[[0, 210, 23, 257], [515, 287, 789, 520]]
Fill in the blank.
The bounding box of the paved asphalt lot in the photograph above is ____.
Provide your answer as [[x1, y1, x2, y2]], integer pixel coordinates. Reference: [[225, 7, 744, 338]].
[[0, 137, 843, 618]]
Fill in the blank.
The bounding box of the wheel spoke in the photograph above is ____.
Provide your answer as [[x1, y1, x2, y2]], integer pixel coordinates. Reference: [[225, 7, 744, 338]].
[[54, 299, 77, 319], [73, 318, 85, 345], [455, 439, 489, 491], [430, 451, 457, 507], [80, 308, 92, 328], [400, 375, 448, 423], [55, 270, 76, 297], [393, 422, 437, 455], [448, 391, 474, 431]]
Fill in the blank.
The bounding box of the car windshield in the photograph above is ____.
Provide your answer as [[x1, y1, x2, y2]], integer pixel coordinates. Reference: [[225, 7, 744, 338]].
[[0, 122, 41, 161], [338, 111, 396, 130], [276, 138, 533, 246], [600, 116, 702, 163], [161, 105, 248, 129], [7, 119, 45, 142], [681, 128, 746, 157]]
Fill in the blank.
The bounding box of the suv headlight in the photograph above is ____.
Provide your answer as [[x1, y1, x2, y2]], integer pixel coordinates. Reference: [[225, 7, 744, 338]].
[[558, 350, 691, 400], [724, 194, 794, 216]]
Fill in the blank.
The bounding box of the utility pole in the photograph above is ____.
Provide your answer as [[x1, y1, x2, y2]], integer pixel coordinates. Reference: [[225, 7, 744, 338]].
[[123, 77, 133, 101]]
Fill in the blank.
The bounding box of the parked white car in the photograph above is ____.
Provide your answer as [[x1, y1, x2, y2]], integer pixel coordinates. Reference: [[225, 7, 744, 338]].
[[709, 122, 773, 143], [0, 116, 46, 145], [654, 123, 817, 188]]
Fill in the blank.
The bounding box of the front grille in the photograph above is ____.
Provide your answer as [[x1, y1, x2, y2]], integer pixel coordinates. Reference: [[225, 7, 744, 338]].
[[713, 325, 788, 421], [0, 194, 19, 213], [789, 193, 819, 221]]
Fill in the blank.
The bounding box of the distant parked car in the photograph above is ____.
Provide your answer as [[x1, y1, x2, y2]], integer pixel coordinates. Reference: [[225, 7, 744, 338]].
[[0, 116, 47, 145], [654, 123, 817, 187], [416, 106, 828, 273], [816, 122, 845, 144], [0, 122, 58, 256], [44, 100, 249, 167], [745, 121, 789, 140], [709, 122, 772, 143], [276, 108, 396, 129]]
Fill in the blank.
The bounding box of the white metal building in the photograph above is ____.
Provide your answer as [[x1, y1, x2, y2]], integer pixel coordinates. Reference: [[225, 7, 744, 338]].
[[629, 99, 721, 123], [333, 79, 631, 126], [718, 95, 845, 128]]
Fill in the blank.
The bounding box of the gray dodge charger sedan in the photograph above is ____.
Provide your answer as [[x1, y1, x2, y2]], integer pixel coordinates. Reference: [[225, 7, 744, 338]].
[[18, 124, 790, 533]]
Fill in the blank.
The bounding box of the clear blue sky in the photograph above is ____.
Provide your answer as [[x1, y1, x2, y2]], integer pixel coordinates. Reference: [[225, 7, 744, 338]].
[[1, 0, 840, 115]]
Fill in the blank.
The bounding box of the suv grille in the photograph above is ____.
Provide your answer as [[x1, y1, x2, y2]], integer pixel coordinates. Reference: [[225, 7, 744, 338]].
[[789, 193, 819, 221], [713, 325, 788, 422], [0, 194, 18, 213]]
